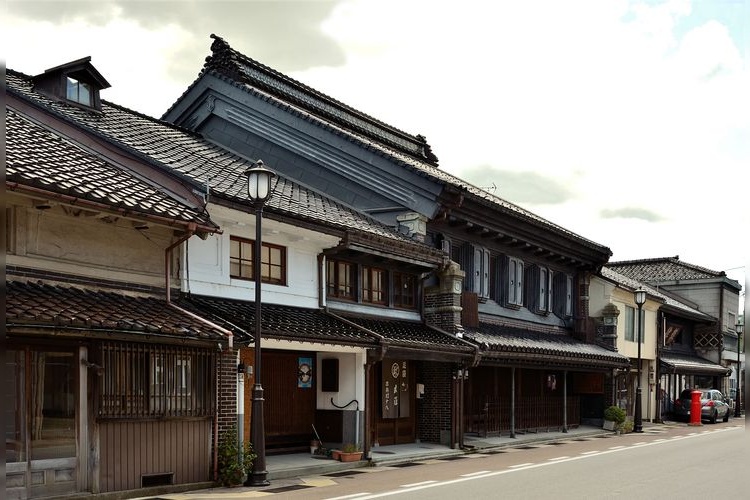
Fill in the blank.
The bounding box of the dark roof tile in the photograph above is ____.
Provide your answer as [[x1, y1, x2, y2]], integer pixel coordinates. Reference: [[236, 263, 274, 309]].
[[464, 322, 629, 366], [6, 108, 217, 229], [179, 294, 378, 347], [7, 69, 433, 250], [6, 280, 227, 341], [608, 256, 728, 282]]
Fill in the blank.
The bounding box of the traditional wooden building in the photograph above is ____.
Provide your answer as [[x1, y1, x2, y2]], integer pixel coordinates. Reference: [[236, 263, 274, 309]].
[[606, 258, 739, 406], [592, 267, 725, 422], [8, 55, 477, 495], [6, 60, 228, 498], [162, 35, 631, 445]]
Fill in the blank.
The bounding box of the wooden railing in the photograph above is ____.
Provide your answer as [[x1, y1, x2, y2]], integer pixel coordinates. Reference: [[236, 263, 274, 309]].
[[466, 396, 580, 436]]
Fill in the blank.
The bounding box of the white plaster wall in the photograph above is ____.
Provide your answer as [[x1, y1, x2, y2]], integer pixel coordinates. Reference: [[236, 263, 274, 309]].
[[184, 203, 339, 308], [261, 339, 367, 411], [7, 199, 171, 288]]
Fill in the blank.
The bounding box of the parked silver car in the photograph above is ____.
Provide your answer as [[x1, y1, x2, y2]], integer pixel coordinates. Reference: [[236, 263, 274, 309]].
[[672, 389, 730, 423]]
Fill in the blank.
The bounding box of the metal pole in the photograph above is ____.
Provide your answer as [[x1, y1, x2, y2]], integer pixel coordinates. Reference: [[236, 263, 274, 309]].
[[246, 204, 269, 486], [562, 371, 568, 433], [735, 329, 742, 418], [634, 302, 643, 433]]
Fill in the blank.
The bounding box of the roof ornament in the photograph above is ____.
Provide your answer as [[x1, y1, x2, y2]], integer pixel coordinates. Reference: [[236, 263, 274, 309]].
[[416, 134, 439, 165]]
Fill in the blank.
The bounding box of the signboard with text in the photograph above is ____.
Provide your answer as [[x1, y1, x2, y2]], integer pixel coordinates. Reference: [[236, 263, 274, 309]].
[[382, 359, 409, 419]]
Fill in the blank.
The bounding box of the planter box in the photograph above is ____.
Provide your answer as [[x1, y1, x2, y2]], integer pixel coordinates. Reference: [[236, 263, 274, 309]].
[[603, 420, 617, 431], [339, 451, 362, 462], [331, 450, 342, 461]]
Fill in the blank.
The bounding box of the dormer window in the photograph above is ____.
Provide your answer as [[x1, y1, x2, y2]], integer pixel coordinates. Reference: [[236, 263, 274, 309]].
[[32, 56, 110, 112], [66, 77, 93, 106]]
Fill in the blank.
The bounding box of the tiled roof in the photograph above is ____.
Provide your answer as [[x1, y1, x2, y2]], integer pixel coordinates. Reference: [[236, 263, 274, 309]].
[[179, 294, 379, 347], [170, 36, 608, 254], [607, 256, 727, 282], [185, 34, 440, 166], [463, 322, 629, 367], [600, 266, 715, 322], [333, 313, 475, 353], [6, 108, 217, 229], [6, 280, 227, 341], [661, 351, 730, 376], [5, 69, 436, 250]]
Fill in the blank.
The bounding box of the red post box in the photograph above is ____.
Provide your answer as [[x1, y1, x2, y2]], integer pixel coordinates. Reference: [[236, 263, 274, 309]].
[[689, 390, 702, 426]]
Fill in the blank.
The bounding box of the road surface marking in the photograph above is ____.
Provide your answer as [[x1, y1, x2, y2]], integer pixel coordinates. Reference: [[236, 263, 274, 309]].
[[401, 481, 436, 488], [580, 451, 599, 455], [326, 494, 372, 500], [354, 426, 743, 499], [461, 471, 491, 477], [547, 456, 570, 461]]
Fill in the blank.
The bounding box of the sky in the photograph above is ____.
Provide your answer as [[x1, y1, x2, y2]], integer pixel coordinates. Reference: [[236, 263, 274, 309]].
[[3, 0, 748, 299]]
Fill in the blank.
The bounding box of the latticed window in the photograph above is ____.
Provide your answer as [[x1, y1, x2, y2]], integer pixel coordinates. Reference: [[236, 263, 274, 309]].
[[99, 342, 216, 419], [393, 272, 417, 309], [362, 265, 387, 304], [230, 235, 286, 285], [327, 259, 354, 300]]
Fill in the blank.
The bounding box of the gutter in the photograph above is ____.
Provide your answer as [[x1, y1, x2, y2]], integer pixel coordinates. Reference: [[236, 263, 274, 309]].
[[7, 182, 220, 236]]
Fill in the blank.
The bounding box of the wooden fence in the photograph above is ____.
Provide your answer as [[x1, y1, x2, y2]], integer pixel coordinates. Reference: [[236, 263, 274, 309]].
[[466, 396, 580, 437]]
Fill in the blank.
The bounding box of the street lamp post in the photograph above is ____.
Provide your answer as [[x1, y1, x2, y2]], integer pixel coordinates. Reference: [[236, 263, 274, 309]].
[[634, 287, 646, 433], [243, 160, 275, 487], [735, 319, 743, 418]]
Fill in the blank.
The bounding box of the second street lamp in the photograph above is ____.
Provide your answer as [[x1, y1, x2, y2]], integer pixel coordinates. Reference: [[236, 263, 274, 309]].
[[735, 319, 743, 418], [243, 160, 275, 487], [634, 287, 646, 433]]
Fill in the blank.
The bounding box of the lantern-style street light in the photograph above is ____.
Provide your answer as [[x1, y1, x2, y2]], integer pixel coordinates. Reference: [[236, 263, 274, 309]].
[[634, 287, 646, 433], [243, 160, 275, 487], [735, 318, 743, 418]]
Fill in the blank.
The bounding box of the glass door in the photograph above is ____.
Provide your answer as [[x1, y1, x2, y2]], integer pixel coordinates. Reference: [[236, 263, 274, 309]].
[[5, 348, 79, 499]]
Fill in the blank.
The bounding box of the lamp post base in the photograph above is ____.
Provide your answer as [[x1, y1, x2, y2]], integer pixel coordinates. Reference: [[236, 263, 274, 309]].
[[634, 386, 643, 433], [245, 472, 269, 487]]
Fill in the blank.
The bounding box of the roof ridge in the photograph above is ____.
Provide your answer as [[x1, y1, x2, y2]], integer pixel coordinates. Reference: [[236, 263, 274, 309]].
[[203, 34, 439, 165], [609, 256, 724, 277]]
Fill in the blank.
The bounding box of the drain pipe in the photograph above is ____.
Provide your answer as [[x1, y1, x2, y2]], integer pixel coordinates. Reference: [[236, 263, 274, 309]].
[[164, 227, 235, 481]]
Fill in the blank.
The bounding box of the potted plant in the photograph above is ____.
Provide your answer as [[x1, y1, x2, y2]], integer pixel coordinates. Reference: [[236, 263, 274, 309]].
[[603, 405, 626, 432], [338, 443, 363, 462], [217, 425, 256, 487]]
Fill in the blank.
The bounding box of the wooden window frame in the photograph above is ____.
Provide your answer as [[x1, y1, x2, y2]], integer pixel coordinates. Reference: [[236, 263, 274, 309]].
[[99, 342, 215, 419], [327, 258, 355, 301], [230, 235, 287, 286], [507, 257, 524, 307], [393, 271, 417, 310], [362, 265, 387, 305]]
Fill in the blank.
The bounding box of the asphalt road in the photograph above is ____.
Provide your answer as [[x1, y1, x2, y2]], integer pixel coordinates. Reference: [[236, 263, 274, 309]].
[[277, 421, 746, 500]]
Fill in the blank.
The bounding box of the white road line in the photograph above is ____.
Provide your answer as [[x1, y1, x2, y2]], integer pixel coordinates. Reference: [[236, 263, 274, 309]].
[[354, 426, 743, 499], [547, 456, 570, 461], [400, 481, 436, 488], [325, 494, 372, 500], [580, 451, 599, 455], [460, 471, 492, 477], [632, 442, 648, 446]]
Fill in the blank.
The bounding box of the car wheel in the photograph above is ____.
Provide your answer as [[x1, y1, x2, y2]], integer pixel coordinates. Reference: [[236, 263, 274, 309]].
[[710, 410, 717, 424], [723, 411, 729, 422]]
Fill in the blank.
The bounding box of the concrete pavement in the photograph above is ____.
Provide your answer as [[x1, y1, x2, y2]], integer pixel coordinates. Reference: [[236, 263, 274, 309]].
[[133, 422, 683, 499]]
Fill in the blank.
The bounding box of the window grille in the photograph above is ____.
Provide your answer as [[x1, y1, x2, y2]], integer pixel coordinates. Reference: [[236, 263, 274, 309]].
[[99, 342, 216, 419]]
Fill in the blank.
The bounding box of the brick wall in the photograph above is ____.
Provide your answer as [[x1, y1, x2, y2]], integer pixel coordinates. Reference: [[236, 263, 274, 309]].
[[424, 287, 462, 334], [416, 361, 453, 444], [217, 347, 238, 437]]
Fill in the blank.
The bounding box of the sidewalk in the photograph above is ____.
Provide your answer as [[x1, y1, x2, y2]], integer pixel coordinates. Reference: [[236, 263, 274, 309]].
[[136, 423, 651, 499]]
